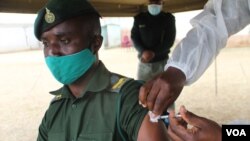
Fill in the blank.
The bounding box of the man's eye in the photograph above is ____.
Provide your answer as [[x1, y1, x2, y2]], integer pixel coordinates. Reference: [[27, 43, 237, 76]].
[[61, 39, 69, 44]]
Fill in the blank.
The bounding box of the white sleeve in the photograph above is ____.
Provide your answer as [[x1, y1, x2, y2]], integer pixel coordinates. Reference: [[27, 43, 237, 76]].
[[164, 0, 250, 85]]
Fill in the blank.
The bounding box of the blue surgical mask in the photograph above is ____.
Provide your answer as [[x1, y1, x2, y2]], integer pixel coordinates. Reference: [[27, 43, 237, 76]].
[[45, 48, 96, 84], [148, 4, 162, 16]]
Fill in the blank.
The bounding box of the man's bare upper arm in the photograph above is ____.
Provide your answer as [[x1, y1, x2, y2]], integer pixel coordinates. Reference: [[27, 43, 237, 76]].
[[137, 114, 170, 141]]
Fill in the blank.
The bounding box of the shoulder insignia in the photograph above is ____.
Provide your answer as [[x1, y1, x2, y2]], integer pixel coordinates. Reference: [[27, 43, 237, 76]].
[[110, 74, 131, 93], [112, 77, 127, 90]]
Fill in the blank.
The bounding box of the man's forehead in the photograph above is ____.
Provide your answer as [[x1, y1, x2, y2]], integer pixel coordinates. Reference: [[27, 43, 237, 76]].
[[42, 17, 89, 36]]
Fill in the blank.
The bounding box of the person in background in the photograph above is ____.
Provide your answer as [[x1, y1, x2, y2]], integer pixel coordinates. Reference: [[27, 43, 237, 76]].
[[34, 0, 171, 141], [131, 0, 176, 81], [139, 0, 250, 140]]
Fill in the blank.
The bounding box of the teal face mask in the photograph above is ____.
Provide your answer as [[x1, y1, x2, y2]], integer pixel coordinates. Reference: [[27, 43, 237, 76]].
[[45, 48, 96, 84], [148, 4, 162, 16]]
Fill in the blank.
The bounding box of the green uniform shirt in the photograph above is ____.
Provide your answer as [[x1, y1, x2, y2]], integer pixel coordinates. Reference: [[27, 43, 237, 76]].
[[37, 62, 148, 141]]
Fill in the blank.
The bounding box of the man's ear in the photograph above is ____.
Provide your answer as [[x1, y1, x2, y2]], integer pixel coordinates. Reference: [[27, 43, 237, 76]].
[[91, 35, 103, 54]]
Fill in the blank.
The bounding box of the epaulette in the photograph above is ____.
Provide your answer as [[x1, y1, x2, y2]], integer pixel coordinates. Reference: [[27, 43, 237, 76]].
[[110, 74, 132, 93]]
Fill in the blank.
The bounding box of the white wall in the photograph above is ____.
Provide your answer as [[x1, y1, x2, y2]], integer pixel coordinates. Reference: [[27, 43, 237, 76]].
[[0, 25, 40, 52], [0, 13, 40, 53]]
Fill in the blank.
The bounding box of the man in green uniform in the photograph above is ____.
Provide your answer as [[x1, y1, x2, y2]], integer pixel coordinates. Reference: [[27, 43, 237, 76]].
[[34, 0, 170, 140]]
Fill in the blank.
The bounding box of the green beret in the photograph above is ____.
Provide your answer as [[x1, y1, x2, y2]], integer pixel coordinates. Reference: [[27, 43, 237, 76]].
[[34, 0, 101, 40]]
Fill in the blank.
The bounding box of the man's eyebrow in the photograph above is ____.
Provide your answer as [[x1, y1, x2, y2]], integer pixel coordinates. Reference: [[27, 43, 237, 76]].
[[40, 31, 74, 40]]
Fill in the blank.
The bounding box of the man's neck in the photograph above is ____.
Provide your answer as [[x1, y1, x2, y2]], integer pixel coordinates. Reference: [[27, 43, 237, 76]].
[[68, 61, 99, 98]]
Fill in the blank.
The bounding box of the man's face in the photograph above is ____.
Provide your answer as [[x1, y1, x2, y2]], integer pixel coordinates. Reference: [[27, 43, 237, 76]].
[[41, 17, 91, 57]]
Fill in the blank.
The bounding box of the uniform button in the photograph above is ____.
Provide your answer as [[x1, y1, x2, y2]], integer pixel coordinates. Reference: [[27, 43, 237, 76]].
[[72, 104, 77, 109]]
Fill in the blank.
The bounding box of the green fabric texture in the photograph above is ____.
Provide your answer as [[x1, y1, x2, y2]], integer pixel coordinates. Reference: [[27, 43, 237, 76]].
[[37, 62, 148, 141], [34, 0, 100, 40]]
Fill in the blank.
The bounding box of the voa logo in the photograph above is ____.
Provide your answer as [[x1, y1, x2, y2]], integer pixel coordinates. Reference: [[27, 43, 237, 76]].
[[226, 129, 246, 136]]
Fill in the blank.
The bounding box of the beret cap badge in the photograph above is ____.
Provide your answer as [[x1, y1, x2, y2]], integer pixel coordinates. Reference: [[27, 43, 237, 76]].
[[45, 8, 55, 24]]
